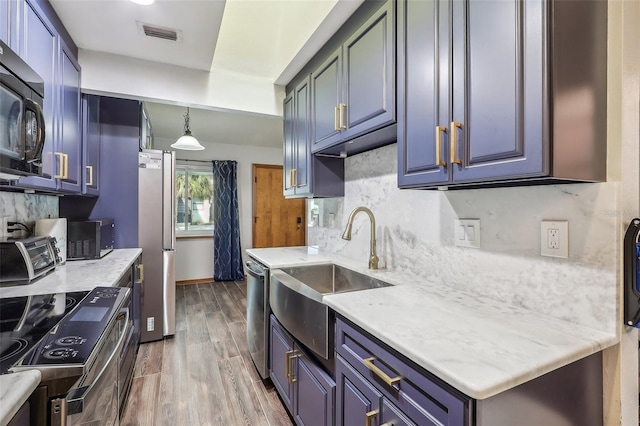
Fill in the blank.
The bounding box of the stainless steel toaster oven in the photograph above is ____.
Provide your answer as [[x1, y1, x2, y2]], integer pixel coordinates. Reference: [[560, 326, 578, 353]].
[[0, 236, 57, 285]]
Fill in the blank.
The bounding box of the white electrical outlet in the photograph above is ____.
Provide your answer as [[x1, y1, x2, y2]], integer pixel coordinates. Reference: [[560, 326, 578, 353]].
[[147, 317, 155, 332], [541, 220, 568, 258], [454, 219, 481, 248]]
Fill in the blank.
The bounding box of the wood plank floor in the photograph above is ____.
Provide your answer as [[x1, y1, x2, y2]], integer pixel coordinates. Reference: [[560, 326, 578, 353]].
[[121, 281, 294, 426]]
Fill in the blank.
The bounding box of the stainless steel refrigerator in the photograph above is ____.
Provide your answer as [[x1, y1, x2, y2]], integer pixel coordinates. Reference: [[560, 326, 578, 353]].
[[138, 149, 176, 342]]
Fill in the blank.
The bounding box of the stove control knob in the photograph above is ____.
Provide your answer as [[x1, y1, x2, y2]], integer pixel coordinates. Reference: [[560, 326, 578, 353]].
[[56, 336, 85, 346], [44, 348, 76, 360]]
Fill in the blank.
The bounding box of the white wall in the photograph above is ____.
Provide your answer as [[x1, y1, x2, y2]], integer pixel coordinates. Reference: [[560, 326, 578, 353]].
[[153, 137, 282, 281], [79, 50, 285, 117]]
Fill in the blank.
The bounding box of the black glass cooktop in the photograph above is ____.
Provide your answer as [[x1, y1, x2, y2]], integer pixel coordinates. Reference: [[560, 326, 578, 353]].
[[0, 291, 90, 374]]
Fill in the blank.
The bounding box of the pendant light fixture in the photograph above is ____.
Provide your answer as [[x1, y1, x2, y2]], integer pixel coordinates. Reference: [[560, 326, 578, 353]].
[[171, 107, 205, 151]]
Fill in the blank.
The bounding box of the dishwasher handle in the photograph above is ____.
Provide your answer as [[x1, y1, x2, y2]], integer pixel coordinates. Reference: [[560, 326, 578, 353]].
[[246, 260, 266, 278]]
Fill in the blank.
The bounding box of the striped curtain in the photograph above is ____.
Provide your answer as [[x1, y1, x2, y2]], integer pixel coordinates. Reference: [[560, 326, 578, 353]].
[[212, 160, 244, 281]]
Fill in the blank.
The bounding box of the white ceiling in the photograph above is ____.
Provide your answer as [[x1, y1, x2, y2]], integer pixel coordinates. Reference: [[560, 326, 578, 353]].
[[48, 0, 360, 148]]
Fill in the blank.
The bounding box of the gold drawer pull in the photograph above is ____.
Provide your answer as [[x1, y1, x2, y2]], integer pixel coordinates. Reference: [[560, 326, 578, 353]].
[[136, 264, 144, 285], [435, 125, 446, 166], [363, 357, 403, 387], [334, 106, 340, 131], [450, 121, 462, 165], [86, 165, 93, 186], [365, 409, 378, 426], [285, 350, 294, 381], [339, 103, 347, 129], [54, 152, 64, 178]]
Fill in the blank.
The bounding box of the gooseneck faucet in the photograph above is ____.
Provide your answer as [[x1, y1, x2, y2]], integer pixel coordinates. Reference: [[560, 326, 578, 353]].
[[341, 206, 379, 270]]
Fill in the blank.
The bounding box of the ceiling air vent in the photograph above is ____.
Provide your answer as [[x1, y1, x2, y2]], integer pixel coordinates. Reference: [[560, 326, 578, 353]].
[[136, 21, 183, 42]]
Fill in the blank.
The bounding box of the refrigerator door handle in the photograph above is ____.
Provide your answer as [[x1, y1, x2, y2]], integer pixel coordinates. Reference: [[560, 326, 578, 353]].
[[162, 249, 176, 336], [162, 151, 176, 250]]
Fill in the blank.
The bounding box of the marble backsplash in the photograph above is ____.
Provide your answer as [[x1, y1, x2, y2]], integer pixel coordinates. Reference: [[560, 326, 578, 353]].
[[0, 192, 58, 236], [308, 144, 619, 335]]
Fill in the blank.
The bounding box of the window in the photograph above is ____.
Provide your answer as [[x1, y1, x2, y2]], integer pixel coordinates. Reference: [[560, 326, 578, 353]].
[[175, 164, 214, 236]]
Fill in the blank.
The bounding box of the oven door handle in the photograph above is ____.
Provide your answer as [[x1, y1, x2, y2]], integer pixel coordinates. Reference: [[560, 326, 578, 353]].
[[66, 308, 130, 415]]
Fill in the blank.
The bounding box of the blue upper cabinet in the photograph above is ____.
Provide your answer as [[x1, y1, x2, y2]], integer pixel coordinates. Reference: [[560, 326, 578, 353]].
[[311, 0, 395, 155], [57, 42, 81, 192], [398, 0, 607, 189], [15, 0, 83, 193], [81, 94, 100, 196], [18, 0, 58, 190], [0, 0, 20, 51], [284, 77, 344, 199]]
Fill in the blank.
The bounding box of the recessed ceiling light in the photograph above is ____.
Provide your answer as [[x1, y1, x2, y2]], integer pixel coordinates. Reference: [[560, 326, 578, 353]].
[[130, 0, 155, 5]]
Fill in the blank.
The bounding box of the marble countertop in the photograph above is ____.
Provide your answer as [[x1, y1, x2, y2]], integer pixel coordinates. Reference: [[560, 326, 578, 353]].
[[247, 246, 618, 400], [0, 248, 142, 424], [0, 248, 142, 298], [0, 370, 41, 425]]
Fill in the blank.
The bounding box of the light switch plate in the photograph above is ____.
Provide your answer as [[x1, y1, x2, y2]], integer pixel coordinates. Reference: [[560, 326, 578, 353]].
[[540, 220, 568, 258], [454, 219, 481, 248]]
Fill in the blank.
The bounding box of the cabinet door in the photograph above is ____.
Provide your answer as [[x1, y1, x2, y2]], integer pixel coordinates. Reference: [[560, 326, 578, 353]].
[[397, 0, 451, 187], [17, 0, 57, 189], [311, 48, 342, 152], [283, 91, 296, 197], [269, 317, 294, 411], [293, 77, 311, 196], [294, 350, 335, 426], [0, 0, 19, 51], [451, 0, 544, 183], [342, 0, 395, 141], [82, 94, 100, 196], [381, 398, 416, 426], [336, 355, 382, 426], [58, 43, 81, 192]]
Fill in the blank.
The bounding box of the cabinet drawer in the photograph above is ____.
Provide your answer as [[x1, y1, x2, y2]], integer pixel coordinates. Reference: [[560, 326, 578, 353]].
[[336, 317, 471, 426]]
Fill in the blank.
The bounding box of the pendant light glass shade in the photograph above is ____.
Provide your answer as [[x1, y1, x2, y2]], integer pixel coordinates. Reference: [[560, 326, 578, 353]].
[[171, 108, 204, 151]]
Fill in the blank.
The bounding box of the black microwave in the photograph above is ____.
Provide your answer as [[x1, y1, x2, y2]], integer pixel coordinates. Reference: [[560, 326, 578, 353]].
[[0, 40, 45, 180]]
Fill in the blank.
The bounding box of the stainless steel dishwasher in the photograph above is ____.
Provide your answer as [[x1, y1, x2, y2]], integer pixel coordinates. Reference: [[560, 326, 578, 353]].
[[246, 257, 269, 379]]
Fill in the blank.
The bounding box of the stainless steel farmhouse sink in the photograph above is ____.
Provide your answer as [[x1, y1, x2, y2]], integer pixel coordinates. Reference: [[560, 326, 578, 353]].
[[269, 264, 392, 360]]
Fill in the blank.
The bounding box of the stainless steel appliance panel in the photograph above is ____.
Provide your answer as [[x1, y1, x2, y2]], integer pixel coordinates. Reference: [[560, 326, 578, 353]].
[[0, 40, 46, 180], [246, 258, 269, 379], [162, 250, 175, 336], [162, 151, 175, 250], [138, 149, 176, 342]]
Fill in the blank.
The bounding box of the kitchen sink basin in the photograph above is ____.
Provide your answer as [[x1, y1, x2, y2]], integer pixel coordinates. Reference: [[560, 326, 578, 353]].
[[269, 264, 392, 360]]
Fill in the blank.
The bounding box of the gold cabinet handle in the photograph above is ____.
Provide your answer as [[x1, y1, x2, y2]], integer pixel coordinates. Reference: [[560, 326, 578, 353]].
[[334, 106, 340, 131], [54, 152, 65, 178], [136, 264, 144, 285], [339, 103, 347, 129], [63, 153, 69, 179], [363, 357, 403, 387], [286, 350, 298, 383], [86, 165, 93, 186], [292, 168, 297, 187], [435, 125, 446, 167], [365, 410, 378, 426], [285, 350, 294, 382], [450, 121, 462, 165]]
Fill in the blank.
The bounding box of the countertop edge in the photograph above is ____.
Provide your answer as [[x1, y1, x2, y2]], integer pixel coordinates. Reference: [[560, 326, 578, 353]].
[[0, 370, 41, 425]]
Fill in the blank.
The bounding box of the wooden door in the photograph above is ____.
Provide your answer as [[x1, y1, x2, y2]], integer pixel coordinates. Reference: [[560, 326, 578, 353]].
[[253, 164, 305, 248]]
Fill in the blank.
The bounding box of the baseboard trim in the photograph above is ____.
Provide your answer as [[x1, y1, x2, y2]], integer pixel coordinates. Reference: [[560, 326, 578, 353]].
[[176, 278, 214, 285]]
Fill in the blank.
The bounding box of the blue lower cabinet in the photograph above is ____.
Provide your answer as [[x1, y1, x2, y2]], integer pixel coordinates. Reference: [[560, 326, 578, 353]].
[[269, 315, 335, 426], [335, 355, 382, 426], [336, 317, 471, 426]]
